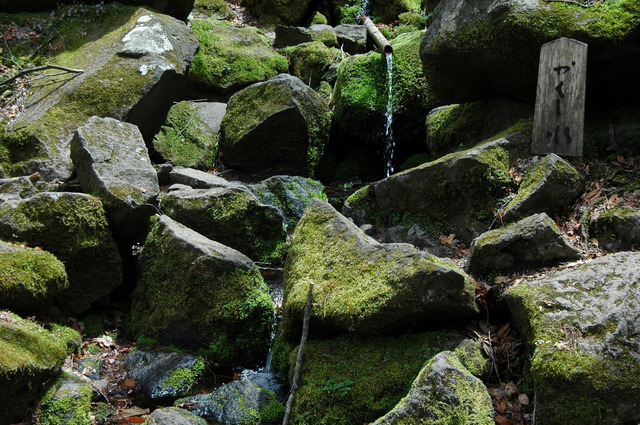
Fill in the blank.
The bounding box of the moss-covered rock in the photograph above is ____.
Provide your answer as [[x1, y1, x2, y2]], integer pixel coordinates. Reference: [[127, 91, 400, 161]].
[[285, 332, 482, 425], [220, 73, 331, 177], [505, 251, 640, 425], [0, 241, 68, 315], [374, 138, 516, 243], [189, 20, 289, 93], [280, 41, 342, 89], [1, 7, 198, 180], [160, 186, 287, 262], [372, 0, 422, 23], [36, 370, 95, 425], [128, 215, 274, 368], [0, 311, 68, 425], [250, 175, 328, 230], [0, 192, 122, 315], [425, 98, 533, 158], [0, 176, 38, 199], [146, 407, 208, 425], [193, 0, 234, 20], [420, 0, 640, 106], [152, 101, 224, 170], [591, 206, 640, 252], [502, 153, 585, 222], [281, 199, 478, 339], [467, 212, 580, 274]]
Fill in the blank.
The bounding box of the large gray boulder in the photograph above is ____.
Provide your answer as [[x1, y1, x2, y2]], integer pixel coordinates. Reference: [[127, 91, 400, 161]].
[[152, 101, 226, 170], [0, 311, 69, 425], [176, 379, 284, 424], [160, 186, 287, 262], [502, 154, 584, 222], [466, 212, 580, 274], [0, 192, 122, 315], [505, 251, 640, 425], [372, 351, 494, 425], [37, 370, 95, 425], [128, 215, 274, 368], [2, 7, 198, 180], [420, 0, 640, 106], [335, 24, 368, 54], [146, 407, 208, 425], [374, 138, 518, 243], [282, 199, 478, 338], [125, 350, 204, 399], [71, 116, 159, 244], [219, 74, 331, 177], [0, 176, 38, 200]]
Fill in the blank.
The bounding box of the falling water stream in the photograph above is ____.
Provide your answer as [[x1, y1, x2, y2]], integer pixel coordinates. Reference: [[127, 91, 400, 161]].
[[383, 52, 394, 178]]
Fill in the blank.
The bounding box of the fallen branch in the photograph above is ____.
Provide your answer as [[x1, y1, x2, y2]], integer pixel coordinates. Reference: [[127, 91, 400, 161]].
[[0, 64, 84, 88], [282, 281, 314, 425], [542, 0, 597, 7]]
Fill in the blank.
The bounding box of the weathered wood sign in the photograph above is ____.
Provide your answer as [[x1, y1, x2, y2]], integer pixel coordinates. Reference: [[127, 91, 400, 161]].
[[532, 37, 588, 157]]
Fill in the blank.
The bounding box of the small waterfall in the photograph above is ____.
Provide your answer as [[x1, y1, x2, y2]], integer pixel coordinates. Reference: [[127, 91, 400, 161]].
[[358, 0, 371, 17], [383, 52, 394, 178]]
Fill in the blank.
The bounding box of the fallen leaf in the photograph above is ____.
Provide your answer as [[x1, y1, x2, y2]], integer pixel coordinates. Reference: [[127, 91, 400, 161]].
[[494, 414, 513, 425], [617, 155, 631, 166], [583, 189, 603, 202], [125, 417, 147, 424], [114, 406, 150, 419], [439, 233, 456, 245], [518, 393, 530, 406], [493, 276, 510, 284], [494, 397, 507, 413]]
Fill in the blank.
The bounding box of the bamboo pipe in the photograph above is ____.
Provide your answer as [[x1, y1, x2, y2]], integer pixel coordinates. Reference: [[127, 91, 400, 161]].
[[361, 16, 393, 54]]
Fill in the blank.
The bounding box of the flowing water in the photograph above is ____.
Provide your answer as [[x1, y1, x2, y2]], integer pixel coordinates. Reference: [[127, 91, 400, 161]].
[[383, 52, 394, 178]]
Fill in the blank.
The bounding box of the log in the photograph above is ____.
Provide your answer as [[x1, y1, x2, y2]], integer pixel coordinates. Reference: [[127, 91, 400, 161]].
[[362, 17, 392, 54]]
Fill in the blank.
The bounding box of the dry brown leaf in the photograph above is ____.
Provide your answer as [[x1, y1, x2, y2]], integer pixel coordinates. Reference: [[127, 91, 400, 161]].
[[439, 233, 456, 245], [115, 406, 150, 419], [518, 393, 530, 406], [493, 276, 510, 284], [494, 414, 513, 425], [583, 189, 603, 202], [495, 397, 507, 413]]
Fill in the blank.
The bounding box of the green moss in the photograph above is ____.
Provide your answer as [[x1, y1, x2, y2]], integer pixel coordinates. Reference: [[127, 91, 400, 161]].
[[189, 20, 289, 92], [37, 371, 93, 425], [0, 244, 68, 313], [398, 152, 430, 171], [160, 358, 205, 390], [153, 101, 218, 169], [308, 11, 328, 25], [288, 332, 463, 425], [47, 324, 81, 355], [194, 0, 234, 19], [281, 42, 342, 89]]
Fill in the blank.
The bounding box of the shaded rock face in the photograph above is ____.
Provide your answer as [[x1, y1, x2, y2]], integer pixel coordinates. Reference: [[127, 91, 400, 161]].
[[0, 177, 38, 200], [466, 212, 580, 274], [168, 167, 242, 190], [152, 101, 225, 170], [3, 8, 198, 180], [160, 186, 287, 261], [592, 206, 640, 251], [274, 25, 337, 49], [0, 311, 68, 425], [125, 350, 204, 399], [375, 138, 516, 243], [502, 154, 584, 222], [505, 252, 640, 425], [0, 241, 69, 315], [146, 407, 208, 425], [241, 0, 313, 26], [0, 192, 122, 315], [372, 351, 494, 425], [189, 21, 289, 93], [128, 215, 274, 368], [282, 199, 478, 337], [334, 24, 368, 54], [420, 0, 640, 106], [71, 116, 159, 245], [220, 74, 331, 177], [176, 379, 283, 423]]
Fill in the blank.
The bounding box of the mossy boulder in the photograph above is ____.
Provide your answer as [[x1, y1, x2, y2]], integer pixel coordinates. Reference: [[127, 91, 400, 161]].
[[284, 332, 485, 425], [1, 7, 198, 180], [0, 176, 38, 199], [592, 206, 640, 252], [71, 116, 160, 245], [159, 186, 287, 262], [189, 20, 289, 93], [128, 215, 274, 368], [332, 31, 439, 171], [280, 41, 342, 89], [36, 369, 95, 425], [274, 25, 338, 48], [502, 153, 585, 222], [146, 407, 208, 425], [372, 351, 493, 425], [426, 98, 533, 158], [250, 175, 328, 230], [0, 192, 122, 315], [152, 101, 225, 170], [282, 199, 478, 338], [374, 138, 516, 243], [220, 74, 331, 177], [504, 251, 640, 425], [420, 0, 640, 106], [0, 311, 69, 425], [372, 0, 422, 23], [0, 241, 68, 315], [168, 166, 242, 190], [193, 0, 234, 20], [125, 350, 205, 399], [175, 379, 284, 424], [334, 24, 368, 54], [466, 212, 580, 274]]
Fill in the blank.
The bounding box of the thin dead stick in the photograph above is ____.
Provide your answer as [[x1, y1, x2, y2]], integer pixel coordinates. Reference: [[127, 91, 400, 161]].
[[0, 64, 84, 88], [282, 281, 314, 425]]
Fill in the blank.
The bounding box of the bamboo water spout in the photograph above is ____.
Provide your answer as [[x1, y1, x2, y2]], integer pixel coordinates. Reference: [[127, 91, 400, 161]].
[[361, 16, 393, 54]]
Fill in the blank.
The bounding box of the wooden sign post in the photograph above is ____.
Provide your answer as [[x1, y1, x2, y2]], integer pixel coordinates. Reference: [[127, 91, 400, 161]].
[[532, 38, 588, 157]]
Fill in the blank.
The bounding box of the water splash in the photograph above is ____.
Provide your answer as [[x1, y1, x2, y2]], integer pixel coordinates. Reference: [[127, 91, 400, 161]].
[[383, 52, 394, 178], [358, 0, 371, 17]]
